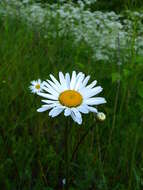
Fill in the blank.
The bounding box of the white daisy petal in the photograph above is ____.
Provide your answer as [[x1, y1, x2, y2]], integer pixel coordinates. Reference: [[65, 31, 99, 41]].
[[80, 75, 90, 89], [49, 107, 64, 117], [84, 97, 107, 105], [38, 79, 41, 83], [37, 92, 58, 100], [77, 117, 82, 125], [71, 111, 82, 125], [71, 111, 77, 123], [83, 86, 103, 98], [59, 72, 67, 90], [70, 71, 76, 90], [71, 108, 82, 119], [74, 74, 85, 91], [64, 108, 71, 116], [31, 81, 36, 85], [77, 104, 89, 114], [76, 72, 83, 80], [49, 74, 63, 89], [41, 99, 59, 104], [42, 86, 59, 97], [43, 81, 54, 89], [87, 106, 98, 113], [86, 80, 97, 89], [79, 82, 98, 95], [47, 79, 63, 92], [42, 103, 59, 107], [43, 81, 62, 96], [65, 73, 70, 89], [37, 105, 52, 112]]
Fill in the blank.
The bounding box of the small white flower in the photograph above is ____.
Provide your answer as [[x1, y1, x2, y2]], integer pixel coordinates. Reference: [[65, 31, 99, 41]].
[[97, 112, 106, 121], [29, 79, 44, 94], [36, 71, 106, 125]]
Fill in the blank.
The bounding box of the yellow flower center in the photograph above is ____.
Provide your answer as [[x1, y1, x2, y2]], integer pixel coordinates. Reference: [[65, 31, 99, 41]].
[[59, 90, 82, 107], [35, 84, 40, 89]]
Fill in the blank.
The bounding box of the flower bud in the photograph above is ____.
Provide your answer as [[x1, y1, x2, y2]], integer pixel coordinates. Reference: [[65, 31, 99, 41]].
[[97, 112, 106, 121]]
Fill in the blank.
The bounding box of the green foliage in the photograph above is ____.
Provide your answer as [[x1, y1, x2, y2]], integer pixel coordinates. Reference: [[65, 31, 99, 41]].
[[93, 0, 143, 12], [0, 10, 143, 190], [33, 0, 143, 12]]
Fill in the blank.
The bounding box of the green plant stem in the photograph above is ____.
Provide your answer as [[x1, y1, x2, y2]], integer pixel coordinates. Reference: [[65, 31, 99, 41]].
[[109, 79, 120, 145], [95, 124, 108, 190], [38, 159, 48, 186], [65, 119, 69, 190], [71, 123, 94, 162], [127, 128, 139, 190], [108, 34, 121, 146]]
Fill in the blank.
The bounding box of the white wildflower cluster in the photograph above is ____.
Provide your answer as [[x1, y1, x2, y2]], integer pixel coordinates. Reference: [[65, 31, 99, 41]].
[[1, 0, 143, 61], [78, 0, 97, 6], [123, 11, 143, 55]]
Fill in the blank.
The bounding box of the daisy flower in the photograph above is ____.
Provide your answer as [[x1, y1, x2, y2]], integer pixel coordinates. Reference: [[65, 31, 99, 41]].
[[37, 71, 106, 125], [29, 79, 44, 94]]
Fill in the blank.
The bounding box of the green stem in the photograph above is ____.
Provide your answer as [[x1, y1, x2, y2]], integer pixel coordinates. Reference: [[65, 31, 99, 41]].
[[95, 124, 108, 190], [108, 34, 121, 147], [127, 129, 139, 190], [70, 127, 91, 162], [71, 121, 94, 162], [109, 79, 120, 145], [65, 119, 69, 190]]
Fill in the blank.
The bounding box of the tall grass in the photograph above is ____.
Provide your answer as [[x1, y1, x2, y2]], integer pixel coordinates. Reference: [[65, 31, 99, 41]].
[[0, 3, 143, 190]]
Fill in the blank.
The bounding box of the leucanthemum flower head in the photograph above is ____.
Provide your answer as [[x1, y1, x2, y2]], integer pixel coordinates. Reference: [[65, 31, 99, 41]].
[[29, 79, 44, 94], [37, 71, 106, 125]]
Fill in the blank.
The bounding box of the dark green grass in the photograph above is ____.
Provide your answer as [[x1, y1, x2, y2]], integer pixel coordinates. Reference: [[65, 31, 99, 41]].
[[0, 16, 143, 190]]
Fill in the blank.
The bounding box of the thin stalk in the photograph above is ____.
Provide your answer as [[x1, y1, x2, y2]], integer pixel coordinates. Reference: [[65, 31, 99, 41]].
[[119, 85, 127, 116], [38, 159, 49, 186], [127, 128, 139, 190], [71, 128, 89, 162], [37, 118, 49, 186], [71, 122, 94, 162], [108, 33, 121, 146], [95, 123, 108, 190], [65, 119, 70, 190], [109, 79, 120, 144]]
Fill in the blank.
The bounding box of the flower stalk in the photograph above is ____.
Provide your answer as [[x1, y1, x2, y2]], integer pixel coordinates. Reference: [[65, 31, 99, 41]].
[[64, 119, 70, 190]]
